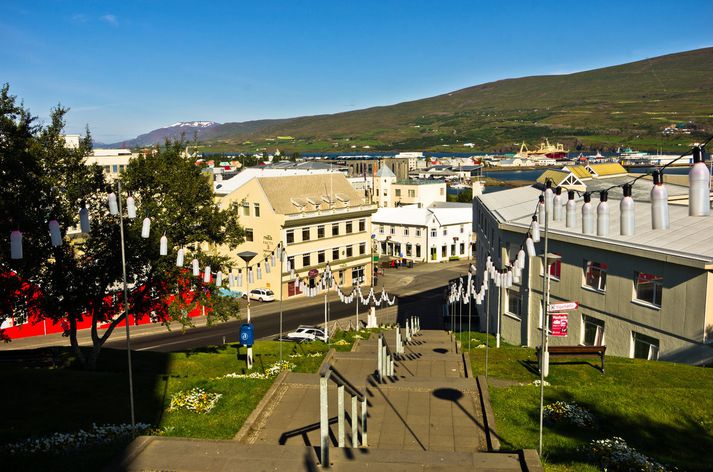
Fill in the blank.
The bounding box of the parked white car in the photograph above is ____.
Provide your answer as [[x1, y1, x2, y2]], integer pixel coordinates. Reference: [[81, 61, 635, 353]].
[[244, 288, 275, 302], [286, 325, 327, 342]]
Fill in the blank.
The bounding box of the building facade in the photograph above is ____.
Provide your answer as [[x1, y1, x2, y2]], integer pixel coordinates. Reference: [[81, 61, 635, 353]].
[[474, 184, 713, 365], [215, 173, 377, 300]]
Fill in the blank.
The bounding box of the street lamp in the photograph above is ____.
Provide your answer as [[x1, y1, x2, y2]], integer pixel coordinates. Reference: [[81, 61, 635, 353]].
[[238, 250, 257, 369]]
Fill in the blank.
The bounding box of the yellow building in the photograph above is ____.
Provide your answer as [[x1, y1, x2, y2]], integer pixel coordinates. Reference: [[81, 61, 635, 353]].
[[216, 173, 377, 300]]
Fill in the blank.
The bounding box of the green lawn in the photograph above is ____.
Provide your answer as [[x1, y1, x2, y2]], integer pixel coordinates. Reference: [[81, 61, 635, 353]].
[[1, 329, 367, 471], [457, 332, 713, 471]]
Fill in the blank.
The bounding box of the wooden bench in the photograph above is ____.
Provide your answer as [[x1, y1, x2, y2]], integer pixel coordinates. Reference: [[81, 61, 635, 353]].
[[536, 345, 606, 374]]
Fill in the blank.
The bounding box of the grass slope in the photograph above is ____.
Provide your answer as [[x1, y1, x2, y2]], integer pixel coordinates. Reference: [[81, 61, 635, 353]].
[[458, 332, 713, 471], [196, 47, 713, 153]]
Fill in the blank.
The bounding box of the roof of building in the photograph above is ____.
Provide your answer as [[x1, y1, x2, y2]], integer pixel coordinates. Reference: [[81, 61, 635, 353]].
[[588, 163, 627, 177], [213, 167, 335, 195], [536, 170, 572, 187], [564, 165, 592, 180], [477, 184, 713, 266], [376, 164, 397, 178], [256, 173, 366, 215], [394, 179, 444, 186], [372, 204, 472, 227]]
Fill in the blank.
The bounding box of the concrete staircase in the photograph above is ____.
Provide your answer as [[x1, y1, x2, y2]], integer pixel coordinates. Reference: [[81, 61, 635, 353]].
[[111, 328, 542, 471]]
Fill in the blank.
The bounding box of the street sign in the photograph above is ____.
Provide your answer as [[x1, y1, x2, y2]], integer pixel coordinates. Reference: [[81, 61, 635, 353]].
[[548, 301, 578, 312], [308, 269, 319, 279], [550, 314, 568, 337], [239, 323, 254, 347]]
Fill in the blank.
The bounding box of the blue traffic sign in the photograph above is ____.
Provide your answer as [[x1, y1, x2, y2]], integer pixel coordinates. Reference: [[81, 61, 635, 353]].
[[239, 323, 254, 347]]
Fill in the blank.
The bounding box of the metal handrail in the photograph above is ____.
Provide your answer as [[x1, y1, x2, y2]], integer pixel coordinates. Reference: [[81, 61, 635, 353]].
[[377, 332, 396, 382], [319, 361, 368, 467], [319, 362, 365, 401]]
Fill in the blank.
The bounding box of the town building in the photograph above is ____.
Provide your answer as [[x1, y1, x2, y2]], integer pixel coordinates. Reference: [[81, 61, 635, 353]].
[[473, 177, 713, 365], [373, 202, 473, 263], [324, 156, 411, 180], [371, 164, 446, 208], [214, 173, 377, 300]]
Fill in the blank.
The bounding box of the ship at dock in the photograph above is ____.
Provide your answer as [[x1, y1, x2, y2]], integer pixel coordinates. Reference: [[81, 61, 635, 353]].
[[616, 147, 691, 166], [515, 139, 569, 161]]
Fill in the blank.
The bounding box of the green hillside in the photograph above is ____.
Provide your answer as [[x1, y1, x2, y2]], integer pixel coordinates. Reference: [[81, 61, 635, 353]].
[[201, 47, 713, 153]]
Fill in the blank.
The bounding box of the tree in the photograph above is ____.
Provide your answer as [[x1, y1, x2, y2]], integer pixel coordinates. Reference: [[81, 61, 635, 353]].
[[0, 84, 244, 369]]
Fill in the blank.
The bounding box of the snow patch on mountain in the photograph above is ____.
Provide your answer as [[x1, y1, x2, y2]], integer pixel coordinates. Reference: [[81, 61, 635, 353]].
[[168, 121, 219, 128]]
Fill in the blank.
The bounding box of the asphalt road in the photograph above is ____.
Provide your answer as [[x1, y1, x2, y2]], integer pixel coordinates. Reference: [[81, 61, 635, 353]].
[[92, 261, 473, 353]]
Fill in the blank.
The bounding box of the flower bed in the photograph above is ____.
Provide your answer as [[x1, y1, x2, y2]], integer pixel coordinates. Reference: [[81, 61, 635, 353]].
[[585, 437, 669, 471], [215, 360, 297, 380], [543, 401, 595, 428], [1, 423, 152, 455], [168, 387, 222, 414]]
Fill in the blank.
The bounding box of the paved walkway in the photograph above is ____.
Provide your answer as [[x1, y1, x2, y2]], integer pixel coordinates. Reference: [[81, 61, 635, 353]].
[[112, 328, 542, 471]]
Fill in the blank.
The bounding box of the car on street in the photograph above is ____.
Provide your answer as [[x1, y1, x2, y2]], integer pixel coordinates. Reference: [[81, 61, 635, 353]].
[[286, 325, 327, 342], [243, 288, 275, 302]]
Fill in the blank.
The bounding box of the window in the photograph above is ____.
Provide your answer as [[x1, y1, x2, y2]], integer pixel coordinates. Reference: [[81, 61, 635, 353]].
[[379, 225, 384, 234], [404, 227, 409, 236], [302, 227, 310, 241], [346, 245, 353, 257], [302, 253, 311, 267], [416, 244, 421, 258], [287, 256, 295, 271], [359, 243, 366, 255], [430, 228, 437, 237], [582, 315, 605, 346], [506, 289, 521, 317], [317, 225, 325, 239], [318, 250, 325, 264], [254, 203, 260, 217], [332, 248, 339, 260], [390, 226, 395, 235], [352, 266, 365, 285], [632, 332, 659, 360], [103, 165, 110, 173], [460, 225, 464, 233], [112, 164, 118, 173], [416, 228, 421, 237], [395, 189, 401, 197], [245, 228, 254, 242], [359, 219, 366, 232], [346, 221, 353, 234], [450, 244, 456, 256], [286, 230, 294, 244], [408, 189, 415, 198], [460, 243, 465, 255], [441, 245, 447, 258], [242, 201, 250, 216], [406, 243, 412, 256], [584, 261, 608, 292], [634, 272, 663, 307], [332, 223, 339, 236], [443, 228, 447, 236], [542, 254, 561, 280]]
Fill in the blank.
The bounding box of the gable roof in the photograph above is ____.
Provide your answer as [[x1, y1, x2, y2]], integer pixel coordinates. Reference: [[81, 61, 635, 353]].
[[376, 164, 397, 178], [256, 173, 366, 215]]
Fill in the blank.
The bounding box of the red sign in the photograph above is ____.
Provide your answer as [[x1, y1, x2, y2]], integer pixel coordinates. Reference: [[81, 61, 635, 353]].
[[308, 269, 319, 279], [550, 313, 568, 337], [548, 301, 578, 312]]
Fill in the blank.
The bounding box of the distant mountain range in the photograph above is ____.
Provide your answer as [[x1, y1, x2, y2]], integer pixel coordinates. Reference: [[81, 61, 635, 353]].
[[105, 47, 713, 152]]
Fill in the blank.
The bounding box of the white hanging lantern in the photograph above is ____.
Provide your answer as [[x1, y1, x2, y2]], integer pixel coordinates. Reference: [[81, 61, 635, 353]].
[[506, 271, 513, 288], [141, 217, 151, 238], [286, 259, 292, 271], [525, 237, 536, 258], [237, 270, 243, 287], [216, 270, 223, 286], [248, 268, 254, 284], [553, 187, 564, 222], [79, 205, 90, 233], [531, 216, 541, 243], [538, 196, 545, 224], [566, 190, 577, 228], [620, 184, 635, 236], [689, 146, 710, 217], [582, 192, 594, 235], [126, 196, 137, 219], [192, 258, 200, 276], [204, 266, 211, 283], [229, 271, 235, 288], [495, 272, 501, 287], [48, 219, 62, 247], [10, 230, 22, 259], [271, 254, 276, 267], [517, 249, 526, 267], [596, 190, 609, 237], [651, 170, 669, 230], [160, 235, 168, 255], [256, 265, 262, 279], [544, 181, 553, 219], [176, 248, 185, 267], [108, 192, 118, 215], [264, 258, 271, 273]]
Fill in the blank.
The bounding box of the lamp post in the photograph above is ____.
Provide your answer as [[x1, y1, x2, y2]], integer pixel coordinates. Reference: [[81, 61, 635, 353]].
[[323, 263, 331, 341], [115, 180, 136, 437], [238, 250, 257, 370], [278, 243, 284, 364]]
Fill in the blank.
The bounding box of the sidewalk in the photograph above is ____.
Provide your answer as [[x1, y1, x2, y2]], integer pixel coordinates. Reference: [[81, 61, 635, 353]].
[[2, 261, 471, 351]]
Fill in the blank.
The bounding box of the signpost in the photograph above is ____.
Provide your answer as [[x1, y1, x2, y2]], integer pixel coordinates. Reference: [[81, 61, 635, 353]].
[[549, 313, 568, 337]]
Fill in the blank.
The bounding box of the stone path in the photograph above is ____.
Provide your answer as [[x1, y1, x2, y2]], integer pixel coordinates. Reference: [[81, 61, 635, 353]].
[[111, 328, 542, 471]]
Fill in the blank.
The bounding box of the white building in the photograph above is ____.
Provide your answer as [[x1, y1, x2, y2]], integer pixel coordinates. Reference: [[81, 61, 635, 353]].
[[372, 202, 473, 262], [371, 164, 446, 208]]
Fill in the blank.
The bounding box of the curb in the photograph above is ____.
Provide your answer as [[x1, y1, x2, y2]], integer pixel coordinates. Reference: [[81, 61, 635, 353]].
[[103, 435, 155, 472], [234, 369, 290, 442], [476, 374, 501, 451]]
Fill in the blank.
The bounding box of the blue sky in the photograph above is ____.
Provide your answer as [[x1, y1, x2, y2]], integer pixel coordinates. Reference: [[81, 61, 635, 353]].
[[2, 0, 712, 143]]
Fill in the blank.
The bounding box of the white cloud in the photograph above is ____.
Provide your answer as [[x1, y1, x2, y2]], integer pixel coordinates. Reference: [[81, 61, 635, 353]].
[[70, 13, 88, 23], [100, 14, 118, 26]]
